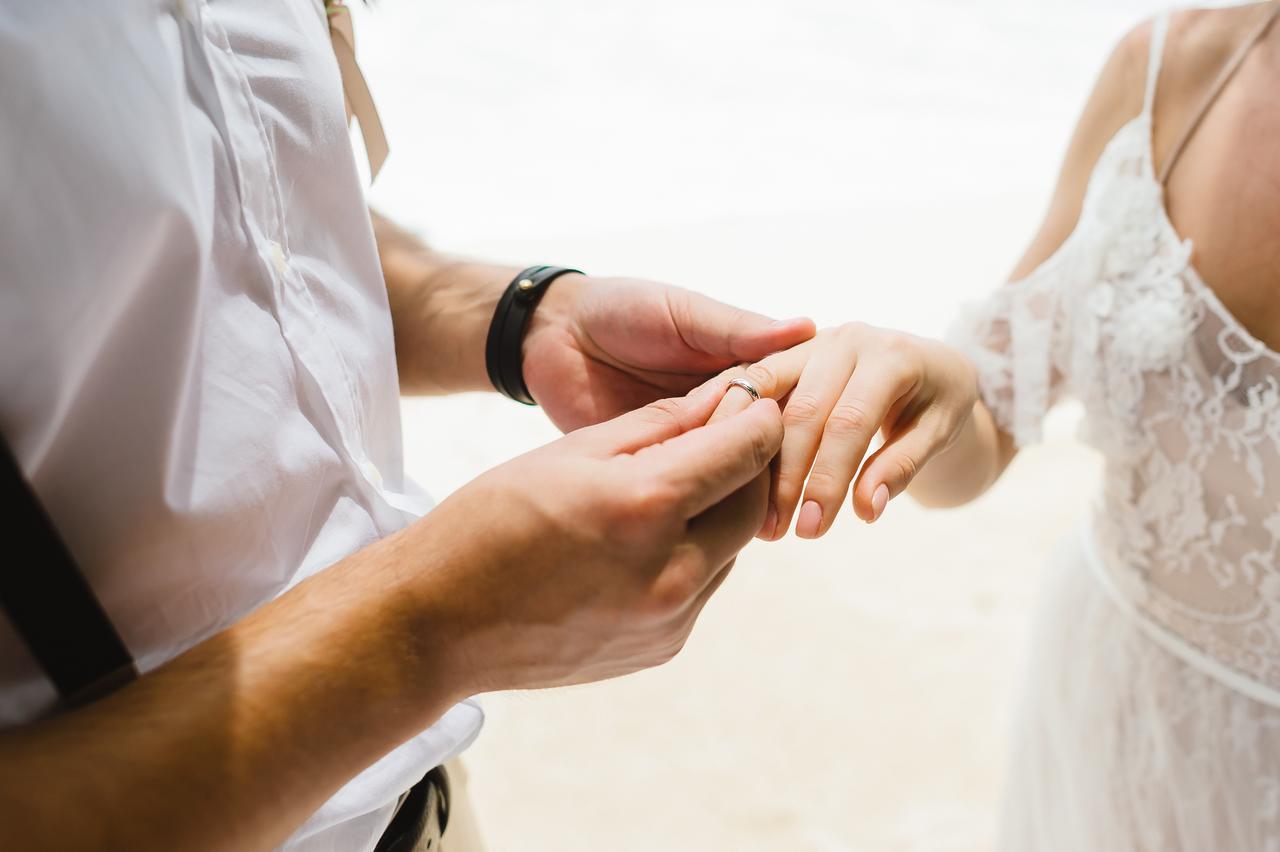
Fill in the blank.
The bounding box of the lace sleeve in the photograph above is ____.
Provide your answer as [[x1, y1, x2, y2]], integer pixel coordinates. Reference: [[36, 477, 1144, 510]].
[[947, 263, 1075, 449]]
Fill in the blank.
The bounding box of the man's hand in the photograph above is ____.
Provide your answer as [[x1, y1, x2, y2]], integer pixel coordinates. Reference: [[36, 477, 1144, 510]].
[[522, 274, 815, 432], [372, 212, 813, 408], [421, 376, 782, 692], [0, 378, 782, 852]]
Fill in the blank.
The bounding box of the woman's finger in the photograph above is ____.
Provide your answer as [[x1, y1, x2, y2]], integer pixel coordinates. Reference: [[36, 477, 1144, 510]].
[[703, 346, 812, 540], [851, 406, 952, 522], [768, 330, 862, 539], [794, 355, 916, 537], [705, 344, 813, 425]]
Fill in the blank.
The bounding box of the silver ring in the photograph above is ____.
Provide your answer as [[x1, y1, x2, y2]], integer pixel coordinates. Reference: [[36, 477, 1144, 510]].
[[727, 377, 761, 401]]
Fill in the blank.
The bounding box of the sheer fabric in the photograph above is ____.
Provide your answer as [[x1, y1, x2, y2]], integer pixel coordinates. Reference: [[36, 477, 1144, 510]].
[[948, 12, 1280, 850], [1002, 539, 1280, 851]]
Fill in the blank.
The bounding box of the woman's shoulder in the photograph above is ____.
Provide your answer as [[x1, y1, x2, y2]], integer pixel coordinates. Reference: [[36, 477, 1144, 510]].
[[1153, 3, 1273, 172], [1165, 3, 1267, 67], [1086, 19, 1151, 137], [1067, 13, 1170, 165], [1049, 4, 1267, 194], [1002, 5, 1268, 282], [1089, 4, 1266, 124], [1001, 19, 1151, 282]]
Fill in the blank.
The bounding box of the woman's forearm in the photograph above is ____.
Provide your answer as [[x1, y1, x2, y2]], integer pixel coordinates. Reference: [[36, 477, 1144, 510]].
[[906, 400, 1015, 508]]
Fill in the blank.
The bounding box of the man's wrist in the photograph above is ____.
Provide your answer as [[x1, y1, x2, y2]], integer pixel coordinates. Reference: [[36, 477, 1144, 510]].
[[378, 491, 529, 698], [521, 272, 587, 366], [389, 261, 586, 398], [482, 268, 585, 404], [390, 260, 520, 395], [253, 525, 474, 728]]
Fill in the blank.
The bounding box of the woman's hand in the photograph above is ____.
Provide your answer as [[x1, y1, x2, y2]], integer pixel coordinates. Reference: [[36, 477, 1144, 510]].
[[708, 323, 978, 538]]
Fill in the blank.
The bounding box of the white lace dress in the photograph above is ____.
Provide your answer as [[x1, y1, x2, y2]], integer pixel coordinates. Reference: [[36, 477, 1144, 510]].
[[949, 14, 1280, 852]]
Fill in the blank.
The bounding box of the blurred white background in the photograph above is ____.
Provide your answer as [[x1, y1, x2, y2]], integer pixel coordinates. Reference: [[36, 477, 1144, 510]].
[[353, 2, 1187, 850]]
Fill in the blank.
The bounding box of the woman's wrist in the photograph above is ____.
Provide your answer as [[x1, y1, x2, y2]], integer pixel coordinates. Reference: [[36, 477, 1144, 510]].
[[905, 398, 1008, 508]]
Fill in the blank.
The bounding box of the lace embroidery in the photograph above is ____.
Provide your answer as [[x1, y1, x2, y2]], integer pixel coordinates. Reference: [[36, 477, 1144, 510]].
[[949, 112, 1280, 700]]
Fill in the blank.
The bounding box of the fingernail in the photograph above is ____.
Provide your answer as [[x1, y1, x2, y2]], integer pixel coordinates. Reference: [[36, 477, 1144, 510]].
[[870, 483, 889, 522], [760, 503, 778, 540], [796, 500, 823, 538]]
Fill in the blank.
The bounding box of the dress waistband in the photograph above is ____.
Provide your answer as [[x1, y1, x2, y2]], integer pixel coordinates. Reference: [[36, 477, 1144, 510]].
[[1078, 522, 1280, 709]]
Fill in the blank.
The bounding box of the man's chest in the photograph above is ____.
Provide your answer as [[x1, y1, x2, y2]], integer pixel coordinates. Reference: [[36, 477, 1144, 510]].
[[0, 0, 409, 719]]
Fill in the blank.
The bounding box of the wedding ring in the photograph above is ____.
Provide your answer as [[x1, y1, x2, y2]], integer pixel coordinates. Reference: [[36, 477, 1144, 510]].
[[727, 377, 762, 401]]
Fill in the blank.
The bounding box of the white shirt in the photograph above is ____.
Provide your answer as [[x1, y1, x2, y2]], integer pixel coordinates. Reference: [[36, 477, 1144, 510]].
[[0, 1, 482, 849]]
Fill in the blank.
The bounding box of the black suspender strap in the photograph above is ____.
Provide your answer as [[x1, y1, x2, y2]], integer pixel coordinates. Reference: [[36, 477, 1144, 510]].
[[0, 439, 137, 706]]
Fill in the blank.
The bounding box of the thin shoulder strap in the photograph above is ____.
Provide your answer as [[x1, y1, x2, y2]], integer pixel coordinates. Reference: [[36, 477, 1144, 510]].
[[1159, 2, 1280, 185], [1144, 12, 1172, 118]]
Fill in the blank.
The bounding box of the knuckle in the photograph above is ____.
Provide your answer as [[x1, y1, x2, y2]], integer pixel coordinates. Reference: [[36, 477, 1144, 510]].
[[742, 361, 778, 396], [782, 393, 823, 427], [881, 330, 915, 354], [724, 307, 752, 340], [880, 334, 924, 371], [638, 397, 686, 432], [803, 467, 839, 500], [860, 353, 919, 395], [891, 454, 920, 485], [646, 558, 703, 616], [773, 474, 803, 507], [887, 348, 922, 379], [626, 477, 680, 521], [824, 401, 873, 438], [840, 320, 871, 339], [726, 306, 751, 332]]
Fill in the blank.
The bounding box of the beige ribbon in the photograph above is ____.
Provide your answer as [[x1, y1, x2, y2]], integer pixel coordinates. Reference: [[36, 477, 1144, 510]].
[[327, 0, 389, 179]]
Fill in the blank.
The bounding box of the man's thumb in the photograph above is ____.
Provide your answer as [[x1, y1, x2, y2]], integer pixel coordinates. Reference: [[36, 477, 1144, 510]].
[[580, 377, 728, 457], [673, 289, 816, 362], [638, 398, 783, 519]]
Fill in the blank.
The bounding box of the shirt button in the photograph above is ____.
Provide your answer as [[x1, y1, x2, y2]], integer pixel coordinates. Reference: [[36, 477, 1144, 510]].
[[360, 459, 384, 489], [268, 241, 288, 275]]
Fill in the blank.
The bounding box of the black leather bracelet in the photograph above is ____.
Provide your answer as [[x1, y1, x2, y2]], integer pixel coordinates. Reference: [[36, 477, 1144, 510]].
[[485, 265, 583, 405]]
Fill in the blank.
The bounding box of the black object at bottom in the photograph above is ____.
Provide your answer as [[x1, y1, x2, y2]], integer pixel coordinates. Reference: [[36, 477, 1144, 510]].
[[0, 438, 138, 706], [374, 765, 452, 852]]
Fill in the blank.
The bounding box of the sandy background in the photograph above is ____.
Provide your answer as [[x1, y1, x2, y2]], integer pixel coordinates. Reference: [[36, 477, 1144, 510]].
[[352, 1, 1196, 849]]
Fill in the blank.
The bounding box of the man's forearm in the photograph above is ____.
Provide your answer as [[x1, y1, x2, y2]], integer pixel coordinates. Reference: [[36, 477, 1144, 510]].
[[0, 523, 467, 852], [372, 211, 522, 394]]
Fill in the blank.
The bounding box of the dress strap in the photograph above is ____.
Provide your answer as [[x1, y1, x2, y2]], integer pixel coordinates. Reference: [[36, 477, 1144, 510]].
[[1159, 1, 1280, 185], [1143, 12, 1171, 118]]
